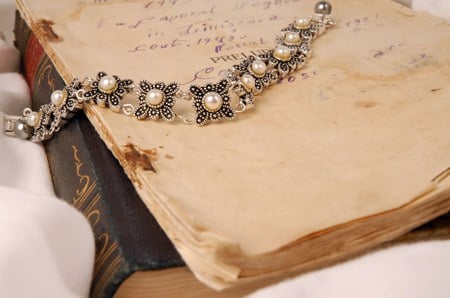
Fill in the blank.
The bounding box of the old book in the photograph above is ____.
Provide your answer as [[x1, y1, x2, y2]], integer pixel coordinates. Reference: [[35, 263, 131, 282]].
[[15, 0, 450, 292]]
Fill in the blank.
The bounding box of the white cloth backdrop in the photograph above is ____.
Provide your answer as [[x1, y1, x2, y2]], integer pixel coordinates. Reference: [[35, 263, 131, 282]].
[[0, 1, 449, 297]]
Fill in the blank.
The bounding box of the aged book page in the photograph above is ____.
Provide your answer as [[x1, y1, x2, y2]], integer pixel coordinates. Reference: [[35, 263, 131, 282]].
[[16, 0, 450, 290]]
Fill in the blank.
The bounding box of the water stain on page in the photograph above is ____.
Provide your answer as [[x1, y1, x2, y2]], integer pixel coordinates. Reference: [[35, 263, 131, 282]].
[[354, 100, 379, 109], [122, 143, 158, 173], [33, 19, 63, 42]]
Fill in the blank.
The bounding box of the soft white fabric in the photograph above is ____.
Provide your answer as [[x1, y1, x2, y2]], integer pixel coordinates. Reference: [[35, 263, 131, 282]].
[[0, 0, 14, 43], [0, 39, 20, 73], [0, 186, 95, 298], [0, 9, 95, 298], [413, 0, 450, 21], [0, 73, 31, 115]]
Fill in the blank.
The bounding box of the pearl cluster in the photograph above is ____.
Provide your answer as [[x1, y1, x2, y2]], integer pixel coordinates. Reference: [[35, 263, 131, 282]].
[[228, 1, 334, 112]]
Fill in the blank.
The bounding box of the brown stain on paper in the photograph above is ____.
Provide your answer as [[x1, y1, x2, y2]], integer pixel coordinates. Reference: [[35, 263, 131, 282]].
[[33, 19, 63, 42], [354, 100, 379, 109], [122, 143, 158, 173], [118, 143, 159, 189]]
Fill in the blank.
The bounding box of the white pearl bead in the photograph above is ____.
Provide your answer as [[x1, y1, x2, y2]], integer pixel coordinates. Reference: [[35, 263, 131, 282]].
[[250, 59, 267, 76], [203, 92, 223, 112], [146, 89, 165, 106], [294, 17, 311, 30], [284, 32, 301, 45], [98, 75, 117, 93], [26, 111, 40, 127], [273, 46, 291, 61], [241, 73, 255, 91], [50, 89, 67, 107]]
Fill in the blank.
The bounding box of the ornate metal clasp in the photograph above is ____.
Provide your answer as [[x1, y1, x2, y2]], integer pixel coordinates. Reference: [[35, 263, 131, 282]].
[[3, 114, 23, 138]]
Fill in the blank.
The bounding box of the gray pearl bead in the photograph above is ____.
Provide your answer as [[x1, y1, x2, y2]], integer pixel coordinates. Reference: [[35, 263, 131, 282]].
[[13, 120, 31, 139], [315, 1, 332, 15]]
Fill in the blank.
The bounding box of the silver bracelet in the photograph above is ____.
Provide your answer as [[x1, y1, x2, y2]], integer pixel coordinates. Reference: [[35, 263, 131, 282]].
[[4, 1, 335, 142]]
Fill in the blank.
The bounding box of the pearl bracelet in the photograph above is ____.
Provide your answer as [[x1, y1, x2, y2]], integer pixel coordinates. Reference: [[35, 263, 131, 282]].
[[3, 1, 335, 142]]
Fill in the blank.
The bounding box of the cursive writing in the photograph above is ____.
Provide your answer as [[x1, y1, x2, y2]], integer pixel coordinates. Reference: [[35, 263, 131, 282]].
[[97, 5, 216, 29], [231, 0, 303, 12], [127, 35, 268, 54], [179, 65, 319, 85], [345, 14, 378, 33], [144, 0, 178, 9], [91, 0, 297, 56], [177, 15, 282, 37], [372, 41, 407, 58]]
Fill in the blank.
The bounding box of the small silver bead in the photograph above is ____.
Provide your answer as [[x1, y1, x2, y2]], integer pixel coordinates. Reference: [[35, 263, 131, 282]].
[[14, 120, 31, 139], [314, 1, 332, 15]]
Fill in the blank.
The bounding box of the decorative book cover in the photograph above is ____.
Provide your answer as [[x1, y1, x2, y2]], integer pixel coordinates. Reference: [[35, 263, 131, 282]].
[[15, 0, 450, 291]]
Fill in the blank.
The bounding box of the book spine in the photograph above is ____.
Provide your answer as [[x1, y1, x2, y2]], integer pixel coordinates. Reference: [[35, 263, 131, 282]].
[[14, 10, 183, 298]]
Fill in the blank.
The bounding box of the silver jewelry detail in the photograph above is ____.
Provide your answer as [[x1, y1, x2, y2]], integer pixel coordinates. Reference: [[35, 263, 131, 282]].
[[13, 120, 32, 139], [3, 115, 23, 138], [175, 90, 192, 101], [177, 113, 196, 125], [314, 1, 332, 15], [234, 102, 247, 114], [122, 104, 135, 116], [3, 1, 334, 141]]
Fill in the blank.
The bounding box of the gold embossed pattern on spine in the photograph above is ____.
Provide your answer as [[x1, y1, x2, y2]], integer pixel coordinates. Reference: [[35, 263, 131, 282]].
[[72, 146, 122, 298]]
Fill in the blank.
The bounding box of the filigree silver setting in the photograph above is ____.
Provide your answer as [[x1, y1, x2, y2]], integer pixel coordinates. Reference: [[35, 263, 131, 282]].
[[190, 80, 235, 126], [134, 81, 179, 121], [84, 71, 133, 112], [3, 1, 335, 142]]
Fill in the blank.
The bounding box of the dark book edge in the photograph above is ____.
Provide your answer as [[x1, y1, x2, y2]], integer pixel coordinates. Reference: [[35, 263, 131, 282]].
[[14, 10, 184, 298]]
